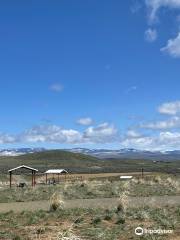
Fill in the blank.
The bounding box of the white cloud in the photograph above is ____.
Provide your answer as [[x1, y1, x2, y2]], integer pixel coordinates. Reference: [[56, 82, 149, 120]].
[[145, 0, 180, 23], [139, 101, 180, 130], [1, 121, 180, 151], [122, 130, 180, 151], [83, 123, 118, 143], [158, 101, 180, 115], [145, 28, 157, 42], [140, 116, 180, 129], [126, 130, 142, 138], [143, 1, 180, 58], [0, 133, 16, 144], [161, 33, 180, 57], [77, 117, 93, 126], [21, 125, 82, 144], [121, 135, 153, 150], [50, 83, 63, 92], [122, 100, 180, 149], [14, 123, 119, 145], [152, 131, 180, 150]]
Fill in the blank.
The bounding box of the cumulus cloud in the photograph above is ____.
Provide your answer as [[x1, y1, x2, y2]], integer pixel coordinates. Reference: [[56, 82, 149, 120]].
[[161, 33, 180, 57], [4, 122, 118, 145], [122, 130, 180, 151], [0, 133, 16, 144], [121, 135, 153, 150], [21, 125, 82, 144], [142, 0, 180, 57], [50, 83, 63, 92], [121, 99, 180, 150], [139, 101, 180, 130], [145, 28, 157, 42], [126, 130, 142, 138], [145, 0, 180, 23], [158, 101, 180, 115], [83, 123, 118, 143], [77, 117, 93, 126], [140, 116, 180, 129]]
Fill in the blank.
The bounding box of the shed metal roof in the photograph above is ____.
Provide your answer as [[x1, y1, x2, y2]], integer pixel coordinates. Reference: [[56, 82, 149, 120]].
[[45, 169, 68, 174], [120, 176, 133, 179], [8, 165, 38, 172]]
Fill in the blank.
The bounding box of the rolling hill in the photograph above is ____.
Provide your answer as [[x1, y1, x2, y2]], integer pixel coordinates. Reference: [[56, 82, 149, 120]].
[[1, 147, 180, 161], [0, 150, 100, 173], [0, 149, 180, 174]]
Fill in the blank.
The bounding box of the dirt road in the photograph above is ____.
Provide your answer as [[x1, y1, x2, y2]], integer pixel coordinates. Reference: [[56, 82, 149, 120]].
[[0, 195, 179, 213]]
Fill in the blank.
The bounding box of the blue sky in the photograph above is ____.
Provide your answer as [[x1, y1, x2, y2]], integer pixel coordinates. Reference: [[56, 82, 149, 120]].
[[1, 0, 180, 150]]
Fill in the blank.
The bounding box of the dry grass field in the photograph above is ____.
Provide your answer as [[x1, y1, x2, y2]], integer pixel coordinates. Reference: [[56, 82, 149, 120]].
[[0, 173, 179, 239], [0, 173, 179, 202], [0, 205, 179, 240]]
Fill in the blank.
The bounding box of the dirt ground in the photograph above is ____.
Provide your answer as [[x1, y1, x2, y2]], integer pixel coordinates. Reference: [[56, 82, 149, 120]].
[[1, 172, 153, 185], [36, 171, 153, 183], [0, 195, 179, 213]]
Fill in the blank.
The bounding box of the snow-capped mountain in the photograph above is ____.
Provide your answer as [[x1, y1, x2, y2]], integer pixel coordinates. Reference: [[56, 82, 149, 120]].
[[65, 147, 153, 157], [65, 148, 180, 160], [0, 147, 180, 161], [0, 148, 45, 156]]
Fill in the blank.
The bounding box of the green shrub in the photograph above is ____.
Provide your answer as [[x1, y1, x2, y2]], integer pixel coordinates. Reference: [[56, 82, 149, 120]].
[[104, 215, 112, 221], [116, 217, 125, 224], [92, 217, 101, 225], [74, 217, 84, 224], [12, 235, 22, 240]]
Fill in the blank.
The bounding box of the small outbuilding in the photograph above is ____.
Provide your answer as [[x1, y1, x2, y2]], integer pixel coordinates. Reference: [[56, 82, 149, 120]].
[[120, 176, 133, 180], [8, 165, 38, 188], [44, 169, 68, 184]]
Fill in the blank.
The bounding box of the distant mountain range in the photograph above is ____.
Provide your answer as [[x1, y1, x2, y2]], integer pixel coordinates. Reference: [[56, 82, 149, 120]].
[[0, 147, 180, 161], [65, 148, 180, 161], [0, 148, 45, 156]]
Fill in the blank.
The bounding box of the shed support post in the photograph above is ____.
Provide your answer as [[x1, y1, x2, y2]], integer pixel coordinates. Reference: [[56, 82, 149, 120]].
[[46, 173, 47, 184], [9, 172, 12, 188], [142, 168, 144, 179], [34, 171, 36, 187], [32, 170, 34, 187]]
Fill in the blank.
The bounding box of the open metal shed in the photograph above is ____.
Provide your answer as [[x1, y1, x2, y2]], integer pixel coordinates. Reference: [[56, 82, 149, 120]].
[[8, 165, 38, 188], [44, 169, 68, 184]]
